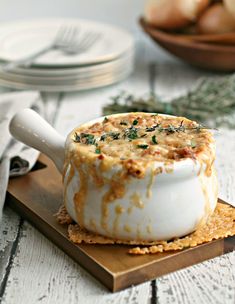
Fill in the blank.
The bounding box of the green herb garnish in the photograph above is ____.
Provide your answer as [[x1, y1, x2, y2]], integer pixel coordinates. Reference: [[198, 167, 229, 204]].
[[74, 132, 96, 144], [152, 135, 158, 144], [103, 117, 109, 123], [81, 133, 96, 145], [146, 125, 158, 132], [108, 132, 120, 140], [153, 123, 210, 134], [95, 147, 101, 154], [73, 132, 81, 143], [137, 144, 149, 149], [190, 140, 197, 148], [103, 74, 235, 129], [125, 126, 138, 140], [166, 124, 176, 133], [133, 119, 138, 125], [100, 132, 120, 141], [100, 134, 107, 141]]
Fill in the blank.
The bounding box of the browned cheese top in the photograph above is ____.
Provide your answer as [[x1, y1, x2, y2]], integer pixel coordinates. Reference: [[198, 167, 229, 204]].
[[70, 113, 214, 166]]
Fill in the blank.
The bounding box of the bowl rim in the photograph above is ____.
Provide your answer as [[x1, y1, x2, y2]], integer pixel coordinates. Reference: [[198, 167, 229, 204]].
[[139, 17, 235, 53]]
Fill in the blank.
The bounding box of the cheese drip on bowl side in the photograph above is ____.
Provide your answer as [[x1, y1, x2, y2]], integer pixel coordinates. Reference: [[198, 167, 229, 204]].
[[63, 113, 217, 241]]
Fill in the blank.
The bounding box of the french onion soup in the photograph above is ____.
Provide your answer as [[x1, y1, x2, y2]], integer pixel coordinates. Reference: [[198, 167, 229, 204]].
[[67, 112, 214, 176], [62, 113, 217, 241]]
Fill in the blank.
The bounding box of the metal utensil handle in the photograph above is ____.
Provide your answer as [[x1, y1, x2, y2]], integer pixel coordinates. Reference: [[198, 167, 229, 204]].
[[2, 44, 53, 71]]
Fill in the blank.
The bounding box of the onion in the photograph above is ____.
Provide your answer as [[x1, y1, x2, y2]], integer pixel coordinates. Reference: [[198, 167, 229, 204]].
[[224, 0, 235, 19], [144, 0, 210, 30], [197, 3, 235, 34]]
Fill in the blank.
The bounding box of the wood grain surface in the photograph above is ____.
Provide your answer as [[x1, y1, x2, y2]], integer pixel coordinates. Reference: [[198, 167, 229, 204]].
[[0, 35, 234, 303]]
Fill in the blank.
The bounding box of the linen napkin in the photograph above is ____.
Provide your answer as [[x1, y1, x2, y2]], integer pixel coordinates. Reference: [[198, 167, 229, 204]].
[[0, 91, 46, 221]]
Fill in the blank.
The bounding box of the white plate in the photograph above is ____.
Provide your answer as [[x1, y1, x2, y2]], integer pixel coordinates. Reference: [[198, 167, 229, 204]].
[[0, 50, 134, 78], [0, 67, 133, 92], [0, 18, 134, 67], [0, 55, 134, 84]]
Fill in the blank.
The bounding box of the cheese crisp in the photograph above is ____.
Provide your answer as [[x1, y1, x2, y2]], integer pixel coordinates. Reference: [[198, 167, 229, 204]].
[[55, 202, 235, 255]]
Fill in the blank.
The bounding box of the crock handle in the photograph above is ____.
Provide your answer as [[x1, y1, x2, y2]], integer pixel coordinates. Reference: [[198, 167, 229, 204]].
[[9, 108, 65, 173]]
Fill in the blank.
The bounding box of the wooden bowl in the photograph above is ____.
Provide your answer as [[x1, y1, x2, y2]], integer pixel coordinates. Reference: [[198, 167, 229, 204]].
[[139, 17, 235, 72]]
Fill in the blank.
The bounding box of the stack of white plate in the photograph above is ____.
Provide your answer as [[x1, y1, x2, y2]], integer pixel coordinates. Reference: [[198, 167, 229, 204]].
[[0, 19, 135, 91]]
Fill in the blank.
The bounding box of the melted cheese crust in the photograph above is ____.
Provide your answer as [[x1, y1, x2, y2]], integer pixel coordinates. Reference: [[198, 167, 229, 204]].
[[70, 113, 214, 165]]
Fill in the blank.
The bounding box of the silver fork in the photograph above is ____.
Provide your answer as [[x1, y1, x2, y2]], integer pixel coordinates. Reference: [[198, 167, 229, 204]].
[[64, 31, 101, 55], [2, 25, 80, 71]]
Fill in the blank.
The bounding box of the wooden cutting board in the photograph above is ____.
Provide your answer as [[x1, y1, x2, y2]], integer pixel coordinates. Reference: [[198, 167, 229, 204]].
[[6, 154, 235, 292]]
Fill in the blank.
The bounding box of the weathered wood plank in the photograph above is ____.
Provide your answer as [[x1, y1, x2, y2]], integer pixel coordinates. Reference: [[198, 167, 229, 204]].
[[215, 130, 235, 207], [0, 208, 20, 300], [1, 222, 150, 304], [156, 251, 235, 304], [151, 61, 213, 100]]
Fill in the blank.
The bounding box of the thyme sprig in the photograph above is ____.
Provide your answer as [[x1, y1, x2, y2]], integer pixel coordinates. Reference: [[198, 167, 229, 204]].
[[102, 74, 235, 128], [137, 144, 149, 149], [108, 132, 120, 140], [73, 122, 212, 146], [80, 133, 96, 145], [74, 132, 96, 145], [145, 122, 214, 134], [152, 135, 158, 144], [100, 132, 120, 141], [124, 126, 138, 140], [151, 123, 215, 134], [133, 119, 138, 125], [74, 132, 81, 143], [95, 147, 101, 154]]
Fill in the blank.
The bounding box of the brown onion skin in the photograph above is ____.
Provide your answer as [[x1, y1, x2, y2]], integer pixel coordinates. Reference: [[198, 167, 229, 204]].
[[197, 3, 235, 34], [144, 0, 210, 30], [224, 0, 235, 20], [197, 0, 213, 15]]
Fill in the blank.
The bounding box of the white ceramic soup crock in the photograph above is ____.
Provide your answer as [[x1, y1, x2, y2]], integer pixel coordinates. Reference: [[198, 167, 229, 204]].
[[9, 109, 218, 241]]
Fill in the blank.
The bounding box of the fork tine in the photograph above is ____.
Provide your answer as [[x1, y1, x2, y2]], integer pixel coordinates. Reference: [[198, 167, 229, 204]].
[[54, 26, 99, 54], [77, 31, 92, 46], [54, 25, 67, 43], [60, 25, 74, 45], [55, 25, 68, 43], [78, 32, 100, 50], [55, 25, 79, 47], [69, 27, 79, 45], [80, 32, 97, 46], [87, 33, 100, 46], [64, 26, 77, 44]]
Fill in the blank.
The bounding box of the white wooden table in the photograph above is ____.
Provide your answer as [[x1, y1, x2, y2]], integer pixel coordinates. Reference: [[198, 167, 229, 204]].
[[0, 35, 235, 304]]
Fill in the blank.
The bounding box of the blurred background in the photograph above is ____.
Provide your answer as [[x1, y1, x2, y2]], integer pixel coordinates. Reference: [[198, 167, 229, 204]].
[[0, 0, 144, 32]]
